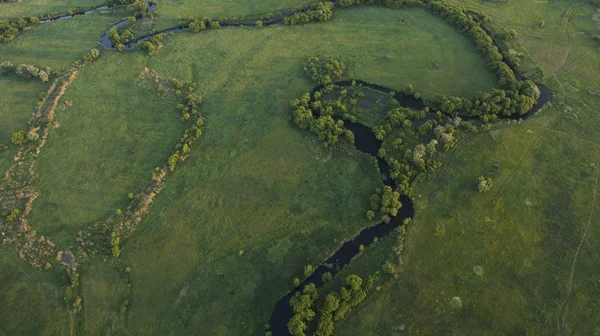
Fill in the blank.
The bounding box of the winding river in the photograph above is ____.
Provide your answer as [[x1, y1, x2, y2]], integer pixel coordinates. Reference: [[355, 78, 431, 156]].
[[83, 2, 549, 334]]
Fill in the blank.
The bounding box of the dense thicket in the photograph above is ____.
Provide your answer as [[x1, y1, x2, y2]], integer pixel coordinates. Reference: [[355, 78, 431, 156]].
[[368, 187, 402, 221], [432, 79, 540, 117], [0, 61, 53, 82], [287, 273, 379, 336], [303, 56, 345, 85], [337, 0, 422, 8], [284, 1, 334, 25], [290, 92, 354, 145], [0, 18, 35, 42]]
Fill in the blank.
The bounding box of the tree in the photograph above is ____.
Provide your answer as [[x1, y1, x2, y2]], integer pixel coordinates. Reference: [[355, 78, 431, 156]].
[[256, 20, 263, 28], [477, 176, 493, 193], [369, 193, 380, 210], [323, 292, 340, 314], [303, 264, 313, 277], [380, 186, 402, 217], [11, 130, 27, 145], [321, 272, 332, 283], [83, 48, 100, 62], [345, 274, 362, 291], [303, 56, 345, 85], [366, 210, 375, 220], [287, 315, 307, 336], [189, 19, 206, 32], [404, 84, 414, 96], [505, 29, 518, 41], [127, 0, 147, 16]]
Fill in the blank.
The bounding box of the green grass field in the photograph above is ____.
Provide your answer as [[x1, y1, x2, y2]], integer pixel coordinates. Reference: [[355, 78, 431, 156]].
[[0, 246, 69, 336], [331, 1, 600, 335], [2, 0, 600, 335], [61, 6, 497, 334], [26, 55, 186, 247], [26, 6, 496, 249], [0, 0, 104, 21], [0, 11, 123, 70], [145, 0, 315, 31], [0, 76, 48, 177]]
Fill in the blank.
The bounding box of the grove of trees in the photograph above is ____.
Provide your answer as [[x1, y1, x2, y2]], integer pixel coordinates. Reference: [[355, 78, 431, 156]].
[[284, 1, 334, 25], [0, 61, 52, 82], [287, 273, 379, 336], [303, 56, 345, 85]]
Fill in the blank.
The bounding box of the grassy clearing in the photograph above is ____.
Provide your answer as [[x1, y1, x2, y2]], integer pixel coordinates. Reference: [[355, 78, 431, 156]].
[[0, 0, 104, 21], [0, 246, 68, 336], [448, 0, 599, 79], [0, 11, 123, 70], [0, 76, 48, 176], [25, 54, 185, 248], [138, 0, 315, 32], [48, 6, 501, 335], [79, 261, 130, 335]]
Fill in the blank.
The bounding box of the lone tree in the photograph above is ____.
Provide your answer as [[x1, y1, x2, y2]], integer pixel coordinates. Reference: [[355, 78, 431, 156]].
[[477, 176, 493, 193]]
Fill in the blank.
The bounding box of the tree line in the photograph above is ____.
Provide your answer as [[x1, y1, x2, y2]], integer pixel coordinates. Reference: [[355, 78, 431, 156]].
[[0, 61, 54, 82], [289, 0, 542, 119], [286, 273, 379, 336], [284, 1, 334, 25]]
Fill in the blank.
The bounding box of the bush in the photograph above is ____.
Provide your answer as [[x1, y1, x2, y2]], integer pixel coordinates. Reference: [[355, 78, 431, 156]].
[[303, 264, 314, 277], [11, 130, 28, 145], [189, 19, 206, 32], [0, 61, 15, 75], [477, 176, 493, 193], [284, 1, 334, 25], [83, 48, 100, 62], [303, 56, 345, 85]]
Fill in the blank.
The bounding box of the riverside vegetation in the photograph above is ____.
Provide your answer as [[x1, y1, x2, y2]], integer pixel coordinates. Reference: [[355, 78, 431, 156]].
[[1, 0, 596, 335]]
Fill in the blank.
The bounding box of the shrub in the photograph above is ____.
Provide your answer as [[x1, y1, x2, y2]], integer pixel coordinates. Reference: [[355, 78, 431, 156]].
[[189, 19, 206, 32], [83, 48, 100, 62], [11, 130, 28, 145], [303, 264, 314, 277], [303, 56, 345, 85], [477, 176, 493, 193], [0, 61, 15, 75]]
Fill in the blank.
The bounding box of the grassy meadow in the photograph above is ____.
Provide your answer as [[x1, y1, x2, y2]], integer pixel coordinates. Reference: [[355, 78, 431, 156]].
[[144, 0, 316, 31], [26, 55, 186, 247], [0, 76, 48, 176], [0, 0, 103, 21], [26, 6, 497, 249], [332, 1, 600, 335], [30, 6, 501, 334], [4, 0, 600, 335], [0, 11, 124, 70], [0, 246, 69, 336]]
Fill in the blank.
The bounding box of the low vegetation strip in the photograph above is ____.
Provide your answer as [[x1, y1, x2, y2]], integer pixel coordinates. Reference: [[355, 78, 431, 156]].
[[0, 70, 79, 269], [72, 68, 206, 262]]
